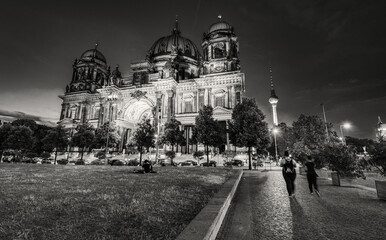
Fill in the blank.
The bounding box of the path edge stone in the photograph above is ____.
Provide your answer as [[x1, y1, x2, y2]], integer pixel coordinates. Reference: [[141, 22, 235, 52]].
[[176, 170, 243, 240]]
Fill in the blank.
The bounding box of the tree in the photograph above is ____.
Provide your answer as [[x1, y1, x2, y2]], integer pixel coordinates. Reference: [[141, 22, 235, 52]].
[[228, 98, 270, 170], [93, 121, 121, 152], [287, 114, 331, 165], [195, 106, 222, 166], [368, 142, 386, 176], [42, 125, 69, 164], [0, 123, 13, 161], [165, 150, 176, 165], [5, 125, 35, 161], [32, 124, 52, 155], [161, 117, 185, 152], [345, 136, 376, 153], [132, 118, 155, 165], [11, 118, 52, 155], [322, 144, 366, 178], [70, 123, 95, 161]]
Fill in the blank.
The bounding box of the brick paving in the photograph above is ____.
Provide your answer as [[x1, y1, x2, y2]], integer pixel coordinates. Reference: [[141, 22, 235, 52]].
[[216, 169, 386, 240]]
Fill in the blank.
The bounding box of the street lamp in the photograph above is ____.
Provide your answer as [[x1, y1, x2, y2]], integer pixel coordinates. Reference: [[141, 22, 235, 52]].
[[339, 122, 351, 145], [105, 93, 118, 155], [272, 127, 279, 163]]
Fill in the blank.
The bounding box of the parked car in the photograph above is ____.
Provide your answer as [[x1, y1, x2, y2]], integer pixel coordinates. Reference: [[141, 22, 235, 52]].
[[180, 160, 198, 166], [90, 159, 106, 165], [41, 159, 53, 164], [200, 160, 217, 167], [160, 159, 178, 167], [127, 159, 140, 166], [254, 159, 264, 167], [224, 159, 244, 167], [57, 159, 69, 165], [110, 159, 125, 166]]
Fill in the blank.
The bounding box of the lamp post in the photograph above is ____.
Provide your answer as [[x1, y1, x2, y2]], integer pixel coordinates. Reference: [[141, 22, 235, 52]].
[[272, 127, 279, 163], [105, 93, 118, 155], [155, 134, 159, 164], [339, 122, 351, 145]]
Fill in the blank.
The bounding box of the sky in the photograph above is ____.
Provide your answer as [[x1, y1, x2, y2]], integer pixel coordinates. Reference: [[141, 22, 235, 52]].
[[0, 0, 385, 140]]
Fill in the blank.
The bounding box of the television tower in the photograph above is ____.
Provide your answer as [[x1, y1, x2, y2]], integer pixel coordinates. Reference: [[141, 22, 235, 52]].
[[268, 65, 279, 126]]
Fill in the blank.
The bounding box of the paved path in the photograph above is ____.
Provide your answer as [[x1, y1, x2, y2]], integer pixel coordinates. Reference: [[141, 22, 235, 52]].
[[216, 169, 386, 240]]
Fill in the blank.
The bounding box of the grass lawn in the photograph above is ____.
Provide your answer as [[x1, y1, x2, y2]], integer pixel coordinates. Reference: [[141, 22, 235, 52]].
[[0, 164, 237, 240]]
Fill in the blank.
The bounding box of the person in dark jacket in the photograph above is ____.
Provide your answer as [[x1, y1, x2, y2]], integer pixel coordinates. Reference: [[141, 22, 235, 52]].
[[280, 151, 297, 197], [305, 155, 320, 196]]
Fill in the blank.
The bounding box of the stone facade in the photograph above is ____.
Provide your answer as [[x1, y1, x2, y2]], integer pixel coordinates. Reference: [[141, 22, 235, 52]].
[[58, 16, 245, 153]]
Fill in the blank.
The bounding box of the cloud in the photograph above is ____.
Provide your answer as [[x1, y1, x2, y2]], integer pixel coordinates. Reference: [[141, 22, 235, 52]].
[[0, 88, 62, 121], [0, 109, 57, 127]]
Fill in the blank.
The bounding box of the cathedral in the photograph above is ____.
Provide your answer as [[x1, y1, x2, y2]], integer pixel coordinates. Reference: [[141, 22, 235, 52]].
[[58, 16, 245, 153]]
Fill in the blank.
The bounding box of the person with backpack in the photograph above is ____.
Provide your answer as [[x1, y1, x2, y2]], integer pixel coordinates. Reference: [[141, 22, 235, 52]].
[[305, 155, 320, 196], [280, 151, 297, 197]]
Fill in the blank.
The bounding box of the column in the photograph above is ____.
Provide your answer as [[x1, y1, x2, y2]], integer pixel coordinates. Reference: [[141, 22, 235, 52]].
[[195, 91, 198, 112], [231, 86, 236, 107], [60, 104, 65, 120], [166, 90, 174, 119], [207, 88, 212, 106], [179, 93, 183, 114], [98, 103, 104, 127], [226, 121, 230, 150]]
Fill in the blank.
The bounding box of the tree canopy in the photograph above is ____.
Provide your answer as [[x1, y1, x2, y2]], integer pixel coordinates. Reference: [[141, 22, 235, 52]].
[[132, 118, 155, 164], [70, 123, 95, 160], [195, 106, 222, 165], [228, 98, 270, 170], [42, 125, 69, 163], [93, 121, 121, 150], [161, 117, 185, 151]]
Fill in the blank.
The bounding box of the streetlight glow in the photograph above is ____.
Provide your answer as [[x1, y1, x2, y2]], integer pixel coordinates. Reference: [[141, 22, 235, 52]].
[[340, 122, 352, 145]]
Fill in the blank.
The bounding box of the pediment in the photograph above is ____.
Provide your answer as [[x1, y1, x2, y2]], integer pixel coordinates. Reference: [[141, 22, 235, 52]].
[[213, 106, 232, 115]]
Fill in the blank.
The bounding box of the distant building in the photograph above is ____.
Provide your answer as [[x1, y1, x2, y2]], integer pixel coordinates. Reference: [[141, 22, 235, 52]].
[[58, 16, 245, 153], [377, 116, 386, 141]]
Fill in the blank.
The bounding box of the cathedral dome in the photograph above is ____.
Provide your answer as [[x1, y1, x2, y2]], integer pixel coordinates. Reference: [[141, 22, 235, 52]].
[[208, 15, 233, 35], [80, 47, 107, 64], [148, 22, 200, 61]]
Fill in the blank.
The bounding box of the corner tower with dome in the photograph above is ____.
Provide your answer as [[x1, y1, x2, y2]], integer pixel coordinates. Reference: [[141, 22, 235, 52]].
[[58, 16, 245, 153]]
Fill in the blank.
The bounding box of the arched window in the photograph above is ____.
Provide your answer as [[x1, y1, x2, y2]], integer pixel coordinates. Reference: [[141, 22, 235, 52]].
[[214, 42, 226, 58]]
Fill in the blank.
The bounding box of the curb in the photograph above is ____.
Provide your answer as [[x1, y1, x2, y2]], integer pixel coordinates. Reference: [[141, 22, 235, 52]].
[[176, 170, 243, 240], [325, 177, 377, 192]]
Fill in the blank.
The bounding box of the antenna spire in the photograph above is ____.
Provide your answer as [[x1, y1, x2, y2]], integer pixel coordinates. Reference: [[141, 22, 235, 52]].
[[173, 14, 180, 34], [269, 64, 278, 99]]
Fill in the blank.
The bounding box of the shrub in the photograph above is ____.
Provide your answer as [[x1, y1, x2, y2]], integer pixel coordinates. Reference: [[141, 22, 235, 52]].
[[110, 159, 124, 166], [368, 142, 386, 177], [40, 152, 51, 160], [322, 144, 365, 178], [127, 159, 140, 166], [26, 152, 38, 159], [193, 151, 204, 159], [57, 159, 68, 165], [75, 159, 85, 165]]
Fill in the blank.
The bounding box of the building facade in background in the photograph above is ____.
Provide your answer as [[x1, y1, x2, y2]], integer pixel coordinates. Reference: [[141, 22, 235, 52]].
[[58, 17, 245, 153]]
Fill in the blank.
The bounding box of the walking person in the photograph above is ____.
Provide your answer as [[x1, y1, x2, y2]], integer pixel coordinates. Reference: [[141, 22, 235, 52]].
[[280, 151, 297, 197], [305, 155, 320, 196]]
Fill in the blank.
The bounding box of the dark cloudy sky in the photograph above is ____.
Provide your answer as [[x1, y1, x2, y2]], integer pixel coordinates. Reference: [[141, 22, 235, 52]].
[[0, 0, 385, 139]]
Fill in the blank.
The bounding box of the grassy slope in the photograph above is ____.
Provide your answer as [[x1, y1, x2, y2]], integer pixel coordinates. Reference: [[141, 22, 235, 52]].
[[0, 165, 236, 240]]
